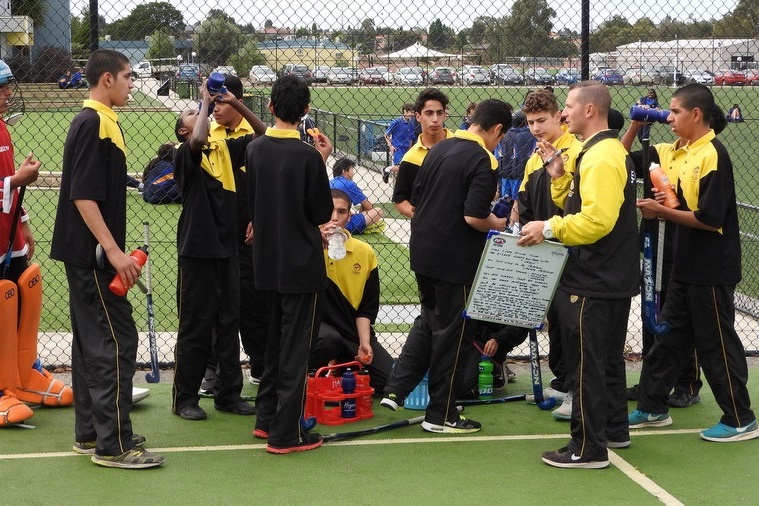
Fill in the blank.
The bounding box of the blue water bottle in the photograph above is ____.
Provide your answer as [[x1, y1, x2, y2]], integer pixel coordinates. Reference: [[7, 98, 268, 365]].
[[341, 369, 357, 418]]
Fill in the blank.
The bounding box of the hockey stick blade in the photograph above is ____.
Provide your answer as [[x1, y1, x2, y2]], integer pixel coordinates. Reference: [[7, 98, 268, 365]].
[[322, 415, 426, 442], [642, 234, 670, 335], [529, 329, 556, 410]]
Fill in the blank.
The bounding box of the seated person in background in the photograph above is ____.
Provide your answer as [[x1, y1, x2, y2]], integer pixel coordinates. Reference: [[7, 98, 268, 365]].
[[329, 157, 384, 234], [634, 88, 659, 141], [458, 323, 525, 399], [70, 70, 88, 89], [142, 142, 181, 204], [311, 189, 394, 392], [58, 70, 71, 89], [727, 104, 743, 122]]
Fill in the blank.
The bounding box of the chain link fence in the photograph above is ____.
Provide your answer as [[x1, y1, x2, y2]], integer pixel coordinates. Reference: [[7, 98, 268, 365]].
[[5, 0, 758, 367]]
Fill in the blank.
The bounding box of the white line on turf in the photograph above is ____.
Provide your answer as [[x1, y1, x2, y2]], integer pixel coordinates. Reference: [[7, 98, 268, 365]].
[[609, 450, 684, 506], [0, 428, 702, 461]]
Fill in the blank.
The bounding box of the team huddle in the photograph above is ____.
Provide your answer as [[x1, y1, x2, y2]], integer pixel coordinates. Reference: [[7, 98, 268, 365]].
[[0, 48, 756, 470]]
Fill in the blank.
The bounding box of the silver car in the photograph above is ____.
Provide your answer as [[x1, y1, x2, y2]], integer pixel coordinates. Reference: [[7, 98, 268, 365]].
[[394, 67, 424, 85], [249, 65, 276, 85], [683, 69, 714, 85]]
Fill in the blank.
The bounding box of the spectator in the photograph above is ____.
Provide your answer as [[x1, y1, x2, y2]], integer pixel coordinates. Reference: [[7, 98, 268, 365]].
[[310, 188, 394, 392], [634, 89, 660, 141], [329, 157, 384, 234], [70, 70, 88, 89], [727, 104, 743, 122], [459, 102, 477, 130], [57, 70, 71, 89], [385, 103, 416, 166]]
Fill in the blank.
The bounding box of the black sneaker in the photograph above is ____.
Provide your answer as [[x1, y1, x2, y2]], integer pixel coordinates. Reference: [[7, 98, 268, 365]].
[[421, 415, 481, 434], [541, 447, 609, 469], [174, 404, 207, 420], [380, 393, 404, 411], [214, 400, 255, 415], [668, 390, 701, 408], [91, 447, 164, 469], [266, 432, 323, 454]]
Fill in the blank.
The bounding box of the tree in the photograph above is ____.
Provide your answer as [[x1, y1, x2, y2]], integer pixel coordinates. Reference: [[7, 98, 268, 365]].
[[428, 19, 455, 50], [264, 19, 273, 29], [227, 38, 266, 77], [70, 9, 107, 59], [146, 30, 175, 60], [197, 13, 244, 67], [11, 0, 45, 26], [106, 2, 185, 40]]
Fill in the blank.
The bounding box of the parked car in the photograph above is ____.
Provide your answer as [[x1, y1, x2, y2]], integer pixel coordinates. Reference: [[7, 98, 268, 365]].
[[358, 67, 387, 85], [249, 65, 277, 85], [327, 67, 356, 85], [375, 66, 394, 84], [394, 67, 424, 85], [593, 68, 624, 85], [211, 65, 237, 77], [524, 67, 554, 85], [462, 65, 490, 85], [279, 63, 312, 81], [492, 65, 524, 85], [311, 65, 331, 84], [176, 63, 200, 80], [427, 66, 455, 85], [744, 69, 759, 85], [434, 66, 459, 83], [683, 69, 715, 85], [651, 65, 685, 85], [554, 68, 581, 85], [714, 69, 747, 86], [624, 67, 657, 85]]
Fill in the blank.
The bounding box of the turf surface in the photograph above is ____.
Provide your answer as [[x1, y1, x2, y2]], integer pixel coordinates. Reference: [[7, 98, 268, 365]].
[[3, 368, 759, 504]]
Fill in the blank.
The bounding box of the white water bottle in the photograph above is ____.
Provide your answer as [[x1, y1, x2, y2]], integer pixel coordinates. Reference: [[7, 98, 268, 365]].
[[327, 227, 347, 260]]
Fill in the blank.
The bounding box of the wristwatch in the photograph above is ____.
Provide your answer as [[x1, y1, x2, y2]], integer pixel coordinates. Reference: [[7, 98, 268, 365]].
[[542, 221, 554, 240]]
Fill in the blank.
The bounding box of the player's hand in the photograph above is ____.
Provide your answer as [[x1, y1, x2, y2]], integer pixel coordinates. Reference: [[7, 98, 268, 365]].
[[108, 249, 142, 289], [13, 152, 41, 187], [356, 343, 373, 365], [244, 221, 254, 245], [312, 130, 333, 162], [517, 220, 546, 247], [482, 338, 499, 356], [320, 223, 337, 248], [636, 198, 663, 220]]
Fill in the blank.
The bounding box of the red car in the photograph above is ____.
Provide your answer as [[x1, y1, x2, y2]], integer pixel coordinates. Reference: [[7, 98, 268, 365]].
[[358, 67, 387, 85], [714, 70, 747, 86]]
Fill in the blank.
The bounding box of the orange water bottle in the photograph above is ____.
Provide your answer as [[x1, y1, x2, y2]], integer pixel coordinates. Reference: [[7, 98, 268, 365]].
[[648, 162, 680, 209], [109, 246, 148, 296]]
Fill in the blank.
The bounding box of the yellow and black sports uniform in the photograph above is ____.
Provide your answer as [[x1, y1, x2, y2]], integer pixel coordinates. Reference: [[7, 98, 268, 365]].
[[547, 130, 639, 460], [409, 129, 499, 428], [512, 131, 584, 394], [247, 128, 333, 449], [171, 133, 253, 414], [391, 129, 454, 207], [51, 99, 138, 457], [311, 232, 394, 391], [636, 131, 755, 428]]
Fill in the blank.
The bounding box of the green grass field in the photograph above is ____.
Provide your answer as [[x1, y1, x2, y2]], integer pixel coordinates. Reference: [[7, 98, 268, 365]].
[[3, 368, 759, 504]]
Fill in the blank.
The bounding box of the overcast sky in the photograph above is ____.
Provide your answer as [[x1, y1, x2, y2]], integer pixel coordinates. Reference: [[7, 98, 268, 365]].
[[74, 0, 740, 35]]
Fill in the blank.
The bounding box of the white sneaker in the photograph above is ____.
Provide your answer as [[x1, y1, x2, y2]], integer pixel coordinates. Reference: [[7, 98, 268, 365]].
[[552, 392, 572, 420], [132, 387, 150, 404], [525, 387, 568, 405]]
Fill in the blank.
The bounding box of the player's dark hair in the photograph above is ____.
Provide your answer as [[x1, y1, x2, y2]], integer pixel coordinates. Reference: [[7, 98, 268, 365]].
[[402, 102, 414, 112], [466, 102, 477, 114], [672, 83, 715, 126], [471, 98, 512, 131], [174, 115, 186, 142], [270, 75, 310, 124], [85, 49, 129, 87], [332, 157, 356, 178], [331, 188, 351, 205], [143, 143, 176, 179], [414, 88, 449, 113], [710, 104, 727, 134], [223, 74, 244, 100]]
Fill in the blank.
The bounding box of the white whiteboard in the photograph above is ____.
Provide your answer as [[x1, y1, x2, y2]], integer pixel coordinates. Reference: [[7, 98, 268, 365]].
[[464, 231, 568, 328]]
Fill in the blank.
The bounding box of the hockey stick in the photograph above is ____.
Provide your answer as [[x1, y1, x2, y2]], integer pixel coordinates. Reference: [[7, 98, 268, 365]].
[[322, 406, 464, 442], [640, 137, 670, 335], [143, 221, 160, 383], [456, 394, 526, 406], [2, 186, 25, 279], [528, 328, 556, 410]]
